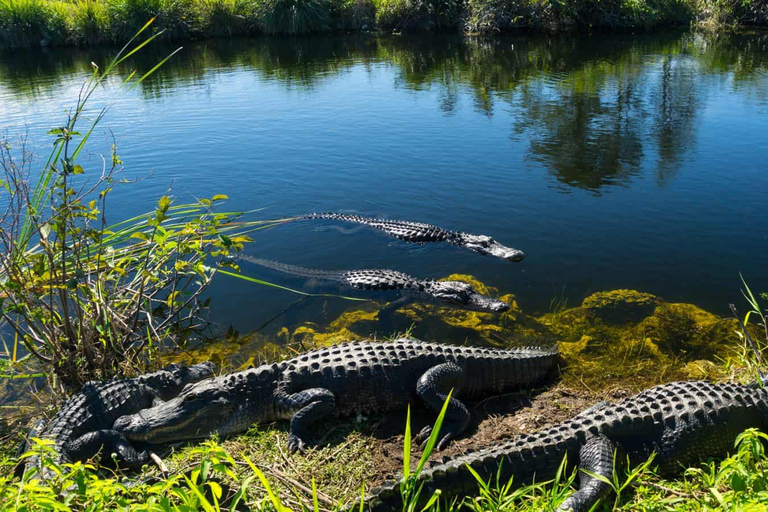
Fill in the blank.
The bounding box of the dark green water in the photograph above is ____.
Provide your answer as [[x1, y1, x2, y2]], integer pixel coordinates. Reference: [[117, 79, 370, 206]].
[[1, 31, 767, 337]]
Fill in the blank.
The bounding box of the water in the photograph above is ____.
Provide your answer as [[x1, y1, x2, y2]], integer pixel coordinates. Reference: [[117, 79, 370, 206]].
[[1, 32, 767, 339]]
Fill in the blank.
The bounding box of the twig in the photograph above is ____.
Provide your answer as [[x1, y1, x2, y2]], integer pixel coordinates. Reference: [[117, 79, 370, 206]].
[[631, 479, 695, 498]]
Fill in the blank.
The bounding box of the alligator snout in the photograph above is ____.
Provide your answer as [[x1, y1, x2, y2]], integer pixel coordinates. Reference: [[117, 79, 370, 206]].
[[502, 249, 526, 262]]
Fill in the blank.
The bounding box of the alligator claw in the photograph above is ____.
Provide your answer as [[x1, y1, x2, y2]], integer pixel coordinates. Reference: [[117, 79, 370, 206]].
[[415, 427, 456, 451], [415, 426, 433, 447], [288, 435, 306, 453]]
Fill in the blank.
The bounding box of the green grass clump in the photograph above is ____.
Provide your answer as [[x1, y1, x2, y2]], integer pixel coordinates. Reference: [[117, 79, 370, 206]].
[[373, 0, 459, 30], [253, 0, 334, 34], [67, 0, 111, 45], [0, 0, 67, 48]]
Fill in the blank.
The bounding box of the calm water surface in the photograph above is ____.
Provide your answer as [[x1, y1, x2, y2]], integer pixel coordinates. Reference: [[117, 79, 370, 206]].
[[1, 32, 767, 338]]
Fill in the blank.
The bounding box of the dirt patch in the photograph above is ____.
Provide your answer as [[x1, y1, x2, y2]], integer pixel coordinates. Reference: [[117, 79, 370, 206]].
[[352, 383, 623, 486]]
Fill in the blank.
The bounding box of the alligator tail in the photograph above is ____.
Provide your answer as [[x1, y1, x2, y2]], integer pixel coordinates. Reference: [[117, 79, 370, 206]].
[[238, 255, 346, 282]]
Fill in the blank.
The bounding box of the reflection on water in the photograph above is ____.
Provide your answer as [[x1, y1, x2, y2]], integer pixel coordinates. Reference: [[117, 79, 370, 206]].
[[1, 31, 767, 339]]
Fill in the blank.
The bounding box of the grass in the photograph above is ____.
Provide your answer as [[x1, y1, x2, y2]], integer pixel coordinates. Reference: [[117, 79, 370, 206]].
[[0, 0, 766, 48], [4, 405, 768, 510]]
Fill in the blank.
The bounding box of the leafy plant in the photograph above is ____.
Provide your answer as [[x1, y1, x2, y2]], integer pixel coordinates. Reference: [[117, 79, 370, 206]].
[[0, 21, 270, 388]]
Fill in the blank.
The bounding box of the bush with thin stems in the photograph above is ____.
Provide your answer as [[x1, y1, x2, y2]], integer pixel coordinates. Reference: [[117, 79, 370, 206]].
[[0, 20, 286, 389]]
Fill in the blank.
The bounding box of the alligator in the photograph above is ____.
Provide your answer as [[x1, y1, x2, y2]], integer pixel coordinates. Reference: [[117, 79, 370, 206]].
[[114, 339, 558, 454], [303, 213, 526, 262], [356, 379, 768, 512], [240, 256, 510, 314], [21, 362, 215, 480]]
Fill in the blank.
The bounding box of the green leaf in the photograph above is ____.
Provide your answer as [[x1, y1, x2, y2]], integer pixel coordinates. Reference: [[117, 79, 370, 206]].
[[72, 165, 85, 175], [157, 195, 172, 212], [212, 194, 228, 202]]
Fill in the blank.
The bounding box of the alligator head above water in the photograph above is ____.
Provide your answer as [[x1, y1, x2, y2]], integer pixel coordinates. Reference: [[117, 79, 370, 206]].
[[240, 257, 510, 313]]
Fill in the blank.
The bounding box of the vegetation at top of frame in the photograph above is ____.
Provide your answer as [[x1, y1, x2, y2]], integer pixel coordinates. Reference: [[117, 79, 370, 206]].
[[1, 0, 767, 48]]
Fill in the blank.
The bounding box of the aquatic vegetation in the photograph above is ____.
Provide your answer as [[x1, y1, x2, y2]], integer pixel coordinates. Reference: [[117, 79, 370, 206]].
[[581, 289, 660, 324]]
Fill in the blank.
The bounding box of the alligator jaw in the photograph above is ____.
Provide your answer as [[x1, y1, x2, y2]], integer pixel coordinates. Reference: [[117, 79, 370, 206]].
[[114, 381, 236, 444], [467, 293, 510, 313], [456, 233, 526, 262]]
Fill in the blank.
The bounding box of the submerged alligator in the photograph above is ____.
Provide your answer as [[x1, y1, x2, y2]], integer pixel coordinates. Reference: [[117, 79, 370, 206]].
[[114, 339, 558, 453], [241, 256, 510, 314], [303, 213, 526, 262], [22, 362, 215, 479], [356, 379, 768, 512]]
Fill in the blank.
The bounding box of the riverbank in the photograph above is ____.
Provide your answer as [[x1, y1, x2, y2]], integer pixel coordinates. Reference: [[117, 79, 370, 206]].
[[1, 0, 766, 49], [2, 284, 767, 509]]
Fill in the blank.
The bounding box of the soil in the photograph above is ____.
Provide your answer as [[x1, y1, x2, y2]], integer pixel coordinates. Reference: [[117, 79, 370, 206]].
[[340, 383, 631, 486]]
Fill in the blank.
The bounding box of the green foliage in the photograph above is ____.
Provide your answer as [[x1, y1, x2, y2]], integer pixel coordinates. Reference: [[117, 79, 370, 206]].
[[253, 0, 334, 34], [0, 24, 271, 387], [697, 0, 768, 28], [373, 0, 459, 30], [67, 0, 111, 45], [0, 0, 67, 48]]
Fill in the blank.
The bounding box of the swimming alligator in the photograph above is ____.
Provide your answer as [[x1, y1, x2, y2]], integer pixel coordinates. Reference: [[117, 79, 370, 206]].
[[114, 339, 558, 453], [356, 379, 768, 512], [303, 213, 526, 262], [240, 256, 510, 314], [21, 362, 215, 480]]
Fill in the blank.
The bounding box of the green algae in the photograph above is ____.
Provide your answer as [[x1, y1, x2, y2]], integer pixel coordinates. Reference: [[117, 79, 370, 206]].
[[542, 291, 741, 390], [169, 277, 743, 394], [580, 289, 660, 324]]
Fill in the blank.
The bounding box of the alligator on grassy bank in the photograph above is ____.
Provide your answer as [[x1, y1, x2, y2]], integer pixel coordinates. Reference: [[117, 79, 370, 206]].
[[114, 339, 558, 453], [303, 213, 526, 262], [21, 362, 215, 480], [240, 256, 511, 314], [356, 379, 768, 512]]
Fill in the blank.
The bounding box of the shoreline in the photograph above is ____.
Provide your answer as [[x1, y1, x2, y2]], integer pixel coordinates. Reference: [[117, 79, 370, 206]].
[[1, 0, 766, 50]]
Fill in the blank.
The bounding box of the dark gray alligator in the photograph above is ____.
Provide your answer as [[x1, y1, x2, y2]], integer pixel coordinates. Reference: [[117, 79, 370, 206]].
[[303, 213, 526, 262], [240, 256, 510, 314], [114, 339, 558, 453], [22, 362, 215, 480], [357, 379, 768, 512]]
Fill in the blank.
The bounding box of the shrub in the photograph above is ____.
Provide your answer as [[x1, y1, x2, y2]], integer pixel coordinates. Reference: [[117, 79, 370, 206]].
[[0, 0, 67, 48], [106, 0, 202, 41], [254, 0, 333, 34], [200, 0, 260, 36], [0, 28, 261, 387], [67, 0, 111, 45], [374, 0, 459, 30]]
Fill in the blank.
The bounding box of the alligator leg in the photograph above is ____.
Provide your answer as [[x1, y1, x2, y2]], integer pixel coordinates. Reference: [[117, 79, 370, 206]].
[[413, 363, 470, 450], [558, 435, 615, 512], [68, 429, 149, 469], [276, 388, 336, 453]]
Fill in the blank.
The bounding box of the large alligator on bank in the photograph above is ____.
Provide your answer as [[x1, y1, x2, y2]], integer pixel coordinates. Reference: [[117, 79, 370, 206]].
[[356, 379, 768, 512], [22, 362, 215, 479], [114, 339, 558, 453], [240, 256, 510, 314], [303, 213, 526, 262]]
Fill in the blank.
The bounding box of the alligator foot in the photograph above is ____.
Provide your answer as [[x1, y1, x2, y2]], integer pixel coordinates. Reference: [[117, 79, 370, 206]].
[[557, 435, 614, 512], [277, 388, 337, 454], [414, 362, 471, 450]]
